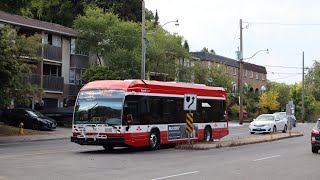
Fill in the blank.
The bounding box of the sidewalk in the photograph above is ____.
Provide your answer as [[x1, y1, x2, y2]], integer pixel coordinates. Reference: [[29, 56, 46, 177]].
[[0, 127, 71, 144]]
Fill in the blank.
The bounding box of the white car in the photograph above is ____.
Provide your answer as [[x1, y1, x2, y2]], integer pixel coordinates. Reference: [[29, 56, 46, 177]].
[[275, 112, 296, 127], [249, 114, 288, 134]]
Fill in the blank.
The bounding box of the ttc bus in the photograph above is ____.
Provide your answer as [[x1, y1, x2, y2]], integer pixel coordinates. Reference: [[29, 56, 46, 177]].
[[71, 80, 229, 150]]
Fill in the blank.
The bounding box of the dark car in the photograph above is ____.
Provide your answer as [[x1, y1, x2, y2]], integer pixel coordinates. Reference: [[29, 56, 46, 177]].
[[3, 108, 57, 130], [311, 119, 320, 153]]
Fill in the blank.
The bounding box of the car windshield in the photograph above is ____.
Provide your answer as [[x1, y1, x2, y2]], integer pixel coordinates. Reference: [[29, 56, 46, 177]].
[[26, 110, 44, 117], [317, 120, 320, 129], [74, 90, 124, 125], [256, 115, 275, 121]]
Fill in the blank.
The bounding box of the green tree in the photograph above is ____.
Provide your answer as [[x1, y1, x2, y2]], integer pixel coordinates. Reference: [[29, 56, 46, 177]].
[[201, 47, 209, 52], [0, 0, 143, 27], [82, 66, 117, 82], [305, 61, 320, 101], [74, 7, 141, 80], [0, 26, 43, 106], [183, 40, 190, 52], [258, 90, 280, 113], [290, 82, 320, 122], [146, 24, 190, 81], [206, 63, 233, 90], [268, 81, 291, 111], [192, 61, 208, 84], [244, 88, 260, 117]]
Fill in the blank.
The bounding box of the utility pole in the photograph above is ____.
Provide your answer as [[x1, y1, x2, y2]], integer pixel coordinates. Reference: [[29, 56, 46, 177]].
[[239, 19, 244, 125], [302, 51, 305, 123], [141, 0, 146, 80]]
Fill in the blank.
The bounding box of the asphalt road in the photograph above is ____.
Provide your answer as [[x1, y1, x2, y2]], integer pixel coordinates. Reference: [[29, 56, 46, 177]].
[[0, 123, 317, 180]]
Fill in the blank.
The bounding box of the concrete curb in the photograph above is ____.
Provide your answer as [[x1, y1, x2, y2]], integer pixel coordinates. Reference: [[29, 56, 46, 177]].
[[175, 132, 304, 150]]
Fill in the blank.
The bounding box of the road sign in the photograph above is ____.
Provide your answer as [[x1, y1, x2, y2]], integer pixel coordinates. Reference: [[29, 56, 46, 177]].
[[186, 112, 193, 133], [184, 94, 197, 111]]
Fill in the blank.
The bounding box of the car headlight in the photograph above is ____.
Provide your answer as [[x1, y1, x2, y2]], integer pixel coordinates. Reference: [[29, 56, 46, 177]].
[[266, 123, 273, 126]]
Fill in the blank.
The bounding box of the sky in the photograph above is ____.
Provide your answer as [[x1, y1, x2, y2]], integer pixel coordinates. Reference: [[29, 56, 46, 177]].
[[145, 0, 320, 84]]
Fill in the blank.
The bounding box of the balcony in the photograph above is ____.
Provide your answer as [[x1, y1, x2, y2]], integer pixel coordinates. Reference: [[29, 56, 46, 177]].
[[70, 54, 89, 68], [37, 45, 62, 62], [43, 75, 64, 92], [69, 84, 83, 96], [28, 74, 41, 86], [27, 74, 64, 92]]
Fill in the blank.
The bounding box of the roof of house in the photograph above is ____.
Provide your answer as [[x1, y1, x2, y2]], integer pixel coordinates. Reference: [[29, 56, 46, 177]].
[[191, 52, 267, 74], [0, 10, 78, 37]]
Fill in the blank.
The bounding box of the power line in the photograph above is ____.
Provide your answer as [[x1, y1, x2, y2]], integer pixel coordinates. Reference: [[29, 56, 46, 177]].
[[262, 65, 303, 69], [247, 21, 320, 26], [269, 74, 301, 80], [267, 71, 302, 75]]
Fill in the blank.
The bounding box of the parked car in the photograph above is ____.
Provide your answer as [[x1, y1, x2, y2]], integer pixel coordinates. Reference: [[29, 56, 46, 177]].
[[274, 112, 296, 127], [249, 114, 287, 134], [3, 108, 57, 130], [311, 119, 320, 153]]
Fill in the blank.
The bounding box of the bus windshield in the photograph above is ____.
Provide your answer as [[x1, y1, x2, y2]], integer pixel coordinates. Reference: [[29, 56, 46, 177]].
[[74, 90, 124, 125]]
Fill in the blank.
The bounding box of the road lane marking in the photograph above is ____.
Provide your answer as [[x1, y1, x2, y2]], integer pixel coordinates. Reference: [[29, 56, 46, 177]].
[[149, 171, 199, 180], [253, 155, 281, 162]]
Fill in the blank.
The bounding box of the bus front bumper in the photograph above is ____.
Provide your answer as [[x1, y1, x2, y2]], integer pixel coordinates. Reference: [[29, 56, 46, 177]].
[[71, 136, 126, 147]]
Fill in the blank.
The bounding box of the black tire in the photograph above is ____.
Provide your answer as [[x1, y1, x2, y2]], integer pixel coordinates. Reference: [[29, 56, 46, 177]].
[[282, 125, 287, 133], [149, 130, 160, 150], [312, 146, 319, 153], [204, 127, 212, 142], [103, 145, 114, 152], [32, 123, 40, 130], [272, 126, 277, 133], [250, 132, 255, 134]]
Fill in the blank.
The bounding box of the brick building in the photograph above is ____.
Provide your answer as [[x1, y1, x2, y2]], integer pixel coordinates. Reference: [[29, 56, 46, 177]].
[[191, 52, 267, 94]]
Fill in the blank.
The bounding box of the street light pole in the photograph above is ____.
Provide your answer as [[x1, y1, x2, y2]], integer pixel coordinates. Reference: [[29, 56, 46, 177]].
[[239, 19, 244, 125], [141, 0, 146, 80], [302, 51, 305, 123]]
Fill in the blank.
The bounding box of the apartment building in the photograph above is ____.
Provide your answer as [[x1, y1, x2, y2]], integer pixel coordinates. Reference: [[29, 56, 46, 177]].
[[191, 52, 267, 94], [0, 11, 89, 111]]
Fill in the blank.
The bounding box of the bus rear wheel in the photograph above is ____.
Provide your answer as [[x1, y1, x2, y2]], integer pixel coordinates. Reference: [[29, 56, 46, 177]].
[[204, 127, 212, 142], [149, 130, 160, 150]]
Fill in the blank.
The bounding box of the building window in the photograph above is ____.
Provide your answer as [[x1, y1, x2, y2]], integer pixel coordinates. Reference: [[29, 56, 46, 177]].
[[243, 69, 247, 77], [208, 61, 212, 68], [225, 66, 228, 73], [217, 63, 220, 68], [233, 67, 237, 75], [256, 73, 259, 80], [262, 74, 265, 80], [69, 68, 75, 84], [250, 71, 253, 78], [70, 68, 86, 85]]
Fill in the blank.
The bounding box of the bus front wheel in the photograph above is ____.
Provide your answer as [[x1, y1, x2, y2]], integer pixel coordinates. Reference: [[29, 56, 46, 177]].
[[149, 130, 160, 150]]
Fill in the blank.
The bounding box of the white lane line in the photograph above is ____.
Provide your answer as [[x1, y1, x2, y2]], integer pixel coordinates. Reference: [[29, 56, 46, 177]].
[[150, 171, 199, 180], [253, 155, 281, 162]]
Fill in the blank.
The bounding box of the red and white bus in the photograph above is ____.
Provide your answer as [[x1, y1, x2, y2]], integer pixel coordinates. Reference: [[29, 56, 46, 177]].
[[71, 80, 229, 150]]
